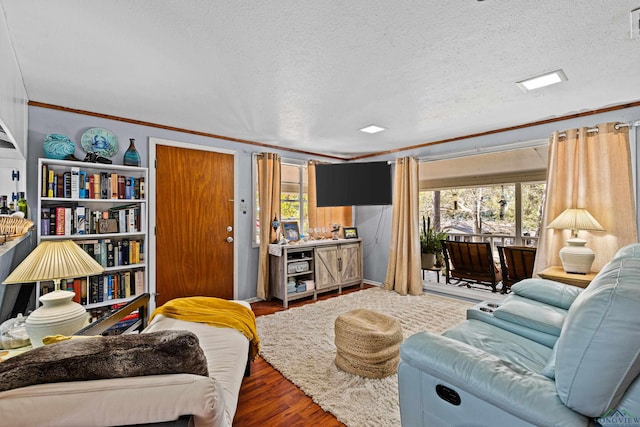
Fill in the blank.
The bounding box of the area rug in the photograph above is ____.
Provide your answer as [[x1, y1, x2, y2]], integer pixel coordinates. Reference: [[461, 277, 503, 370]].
[[256, 286, 473, 427]]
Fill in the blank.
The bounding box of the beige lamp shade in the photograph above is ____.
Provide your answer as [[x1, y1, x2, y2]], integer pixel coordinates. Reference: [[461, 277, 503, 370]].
[[546, 208, 605, 238], [3, 240, 104, 286], [2, 240, 105, 347], [547, 208, 605, 274]]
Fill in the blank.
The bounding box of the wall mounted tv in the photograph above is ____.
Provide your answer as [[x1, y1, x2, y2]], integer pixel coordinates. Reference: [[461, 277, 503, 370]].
[[315, 161, 392, 207]]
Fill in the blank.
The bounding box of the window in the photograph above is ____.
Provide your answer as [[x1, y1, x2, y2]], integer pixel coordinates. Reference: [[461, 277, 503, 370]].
[[419, 182, 545, 248], [280, 162, 308, 234], [253, 156, 308, 246]]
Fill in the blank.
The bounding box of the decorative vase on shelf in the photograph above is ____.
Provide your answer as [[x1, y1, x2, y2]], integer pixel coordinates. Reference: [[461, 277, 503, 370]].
[[123, 138, 141, 167]]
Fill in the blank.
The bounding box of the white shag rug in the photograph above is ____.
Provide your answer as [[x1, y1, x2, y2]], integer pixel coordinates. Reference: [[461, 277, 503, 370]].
[[256, 286, 473, 427]]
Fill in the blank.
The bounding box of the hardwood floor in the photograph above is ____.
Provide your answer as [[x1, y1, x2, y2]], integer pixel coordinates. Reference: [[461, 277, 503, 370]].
[[233, 285, 373, 427]]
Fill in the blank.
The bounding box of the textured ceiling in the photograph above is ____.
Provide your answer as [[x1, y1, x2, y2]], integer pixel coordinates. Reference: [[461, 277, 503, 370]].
[[1, 1, 639, 158]]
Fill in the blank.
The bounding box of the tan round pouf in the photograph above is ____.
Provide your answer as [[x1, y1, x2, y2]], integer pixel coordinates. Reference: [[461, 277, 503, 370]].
[[334, 308, 403, 379]]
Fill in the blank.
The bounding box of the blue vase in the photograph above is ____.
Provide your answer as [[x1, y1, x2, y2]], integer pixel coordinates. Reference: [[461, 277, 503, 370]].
[[123, 138, 141, 166]]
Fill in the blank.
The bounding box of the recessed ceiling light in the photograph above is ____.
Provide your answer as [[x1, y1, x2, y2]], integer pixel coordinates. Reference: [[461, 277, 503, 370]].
[[516, 69, 568, 92], [359, 125, 386, 134]]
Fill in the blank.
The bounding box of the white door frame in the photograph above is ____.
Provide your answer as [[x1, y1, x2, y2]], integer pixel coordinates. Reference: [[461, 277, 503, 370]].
[[148, 137, 238, 313]]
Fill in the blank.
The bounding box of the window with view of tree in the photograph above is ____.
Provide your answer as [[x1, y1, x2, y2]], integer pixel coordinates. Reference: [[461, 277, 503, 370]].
[[419, 182, 545, 247]]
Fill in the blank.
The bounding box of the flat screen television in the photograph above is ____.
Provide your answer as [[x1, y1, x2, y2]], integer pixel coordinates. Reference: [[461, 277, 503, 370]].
[[315, 161, 392, 207]]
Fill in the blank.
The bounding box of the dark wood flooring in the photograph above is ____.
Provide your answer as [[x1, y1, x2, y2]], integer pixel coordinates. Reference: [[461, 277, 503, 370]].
[[233, 285, 374, 427]]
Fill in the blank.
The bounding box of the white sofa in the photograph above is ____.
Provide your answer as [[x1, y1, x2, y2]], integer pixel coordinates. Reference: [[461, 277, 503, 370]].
[[0, 300, 252, 427]]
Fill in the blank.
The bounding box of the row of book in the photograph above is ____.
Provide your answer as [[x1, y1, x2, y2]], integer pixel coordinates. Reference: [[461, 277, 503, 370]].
[[41, 164, 145, 200], [40, 204, 145, 236], [78, 238, 144, 267], [41, 270, 146, 305], [87, 303, 142, 335], [104, 312, 141, 335]]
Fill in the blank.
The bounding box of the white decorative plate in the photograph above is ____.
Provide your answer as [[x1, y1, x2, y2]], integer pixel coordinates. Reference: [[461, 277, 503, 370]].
[[80, 128, 119, 157]]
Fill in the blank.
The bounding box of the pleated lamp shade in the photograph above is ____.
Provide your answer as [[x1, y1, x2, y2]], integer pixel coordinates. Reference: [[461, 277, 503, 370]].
[[547, 208, 605, 274], [546, 208, 605, 238], [3, 240, 105, 347]]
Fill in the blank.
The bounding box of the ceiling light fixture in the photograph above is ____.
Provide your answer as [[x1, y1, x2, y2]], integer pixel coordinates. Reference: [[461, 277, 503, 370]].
[[516, 69, 567, 92], [359, 125, 386, 134]]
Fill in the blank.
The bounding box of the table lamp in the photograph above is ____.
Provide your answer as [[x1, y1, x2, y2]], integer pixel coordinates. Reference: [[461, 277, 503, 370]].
[[546, 208, 605, 274], [2, 240, 105, 347]]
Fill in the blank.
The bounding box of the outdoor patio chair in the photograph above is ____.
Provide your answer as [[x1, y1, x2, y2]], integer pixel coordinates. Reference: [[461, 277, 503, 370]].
[[497, 245, 537, 294], [441, 240, 502, 292]]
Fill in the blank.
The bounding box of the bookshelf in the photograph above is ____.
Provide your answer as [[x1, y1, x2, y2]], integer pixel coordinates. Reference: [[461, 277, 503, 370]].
[[36, 158, 148, 323]]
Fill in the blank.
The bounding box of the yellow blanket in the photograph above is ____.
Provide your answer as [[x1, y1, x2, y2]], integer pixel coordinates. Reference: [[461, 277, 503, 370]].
[[150, 297, 260, 360]]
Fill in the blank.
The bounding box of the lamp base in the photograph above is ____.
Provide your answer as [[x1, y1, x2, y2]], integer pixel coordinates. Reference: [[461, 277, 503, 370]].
[[559, 238, 595, 274], [25, 290, 88, 347]]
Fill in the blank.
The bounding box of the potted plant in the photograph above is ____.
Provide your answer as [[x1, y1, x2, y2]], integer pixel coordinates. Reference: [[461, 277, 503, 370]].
[[420, 216, 448, 269]]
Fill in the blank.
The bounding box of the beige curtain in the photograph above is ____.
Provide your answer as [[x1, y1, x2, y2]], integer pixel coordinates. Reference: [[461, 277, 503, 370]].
[[534, 122, 637, 273], [384, 157, 422, 295], [308, 161, 353, 234], [256, 153, 281, 300]]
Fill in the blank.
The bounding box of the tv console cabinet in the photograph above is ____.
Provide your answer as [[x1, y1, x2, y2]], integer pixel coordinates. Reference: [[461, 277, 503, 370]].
[[269, 239, 363, 308]]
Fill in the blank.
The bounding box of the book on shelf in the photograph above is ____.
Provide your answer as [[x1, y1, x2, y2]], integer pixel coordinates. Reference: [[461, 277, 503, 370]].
[[41, 162, 145, 201], [100, 172, 109, 199], [47, 169, 55, 198], [125, 177, 134, 199], [72, 278, 82, 304], [64, 207, 72, 235], [117, 175, 125, 199], [106, 240, 115, 267], [75, 206, 86, 235], [92, 173, 100, 199], [41, 163, 48, 197], [70, 167, 80, 199], [78, 170, 88, 199], [134, 270, 144, 295], [55, 206, 65, 235], [110, 173, 118, 199], [40, 208, 50, 236], [80, 278, 88, 305], [62, 171, 71, 198]]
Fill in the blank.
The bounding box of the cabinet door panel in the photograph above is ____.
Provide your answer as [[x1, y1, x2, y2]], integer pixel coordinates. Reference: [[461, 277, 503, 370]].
[[315, 246, 339, 289], [340, 243, 362, 283]]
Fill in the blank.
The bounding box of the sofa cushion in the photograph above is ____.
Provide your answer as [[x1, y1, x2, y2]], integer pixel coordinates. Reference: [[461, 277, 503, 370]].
[[492, 299, 565, 336], [555, 256, 640, 417], [511, 278, 582, 309], [466, 299, 559, 348], [0, 330, 208, 392], [442, 319, 552, 372]]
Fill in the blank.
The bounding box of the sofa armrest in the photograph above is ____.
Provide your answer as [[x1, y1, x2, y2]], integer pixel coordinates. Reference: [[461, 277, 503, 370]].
[[511, 278, 582, 309], [399, 332, 588, 426]]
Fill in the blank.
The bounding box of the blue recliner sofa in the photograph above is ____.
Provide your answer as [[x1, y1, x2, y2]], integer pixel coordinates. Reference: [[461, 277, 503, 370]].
[[398, 243, 640, 427]]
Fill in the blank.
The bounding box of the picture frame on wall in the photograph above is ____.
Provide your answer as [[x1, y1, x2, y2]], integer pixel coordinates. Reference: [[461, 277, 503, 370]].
[[343, 227, 358, 239], [282, 221, 300, 241]]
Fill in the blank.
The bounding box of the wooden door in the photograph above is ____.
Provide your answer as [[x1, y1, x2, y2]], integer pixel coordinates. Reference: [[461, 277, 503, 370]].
[[155, 145, 234, 306]]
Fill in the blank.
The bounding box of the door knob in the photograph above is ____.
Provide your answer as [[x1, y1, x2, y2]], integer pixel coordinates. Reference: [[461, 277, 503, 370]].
[[226, 236, 234, 243], [227, 226, 233, 232]]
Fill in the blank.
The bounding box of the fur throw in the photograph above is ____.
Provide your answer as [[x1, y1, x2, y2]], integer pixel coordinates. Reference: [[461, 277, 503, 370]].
[[0, 330, 208, 392]]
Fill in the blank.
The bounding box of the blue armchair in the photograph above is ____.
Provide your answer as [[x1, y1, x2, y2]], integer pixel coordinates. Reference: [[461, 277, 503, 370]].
[[398, 243, 640, 426]]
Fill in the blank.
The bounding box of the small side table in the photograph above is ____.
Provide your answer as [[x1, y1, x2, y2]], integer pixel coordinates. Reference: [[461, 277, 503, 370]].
[[537, 266, 597, 288], [422, 266, 442, 283]]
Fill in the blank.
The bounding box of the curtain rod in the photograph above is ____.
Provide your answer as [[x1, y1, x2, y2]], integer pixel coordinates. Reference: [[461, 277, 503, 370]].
[[558, 121, 639, 138]]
